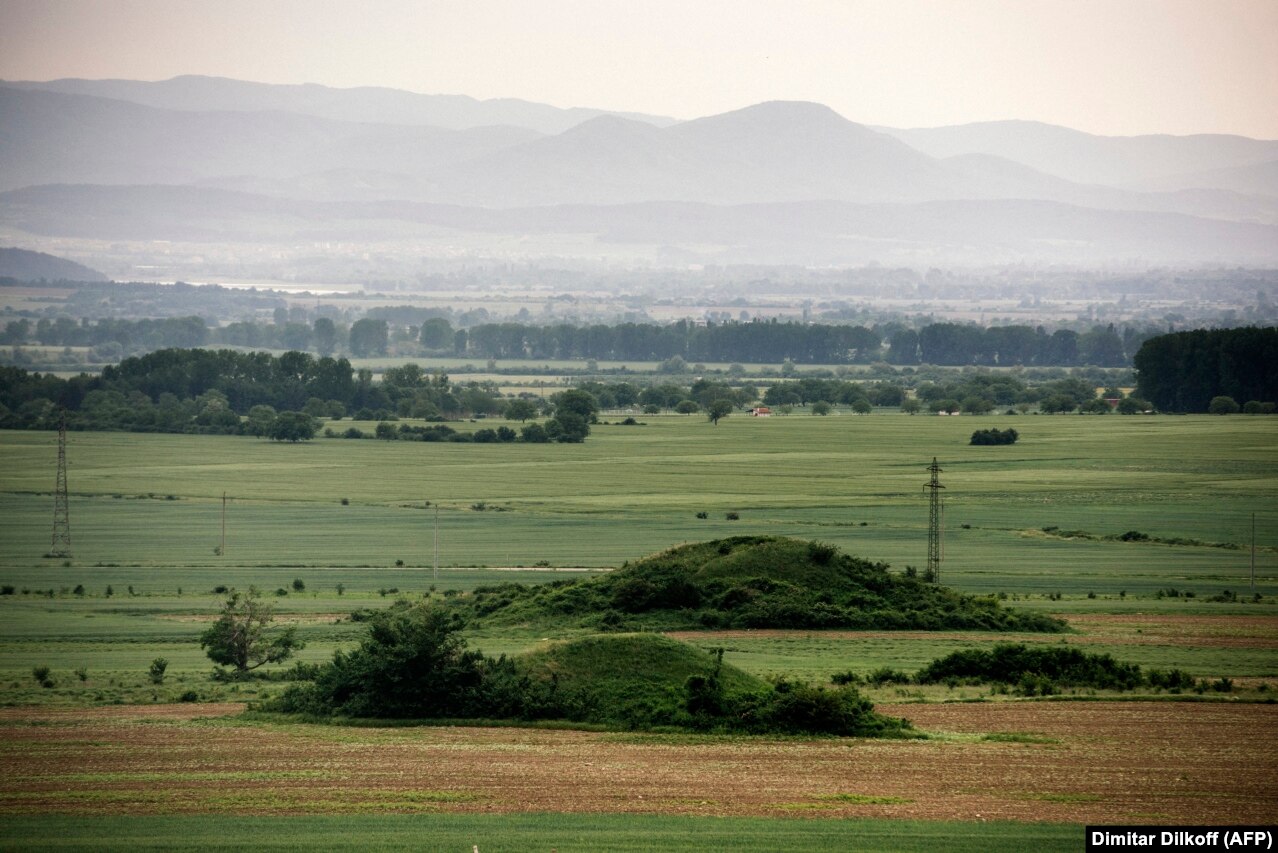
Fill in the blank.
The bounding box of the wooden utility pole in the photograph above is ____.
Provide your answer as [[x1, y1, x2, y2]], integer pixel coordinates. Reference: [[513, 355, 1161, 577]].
[[221, 492, 227, 557]]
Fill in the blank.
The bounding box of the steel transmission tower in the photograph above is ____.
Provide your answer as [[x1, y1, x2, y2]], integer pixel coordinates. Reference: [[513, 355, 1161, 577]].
[[50, 412, 71, 557], [923, 457, 944, 582]]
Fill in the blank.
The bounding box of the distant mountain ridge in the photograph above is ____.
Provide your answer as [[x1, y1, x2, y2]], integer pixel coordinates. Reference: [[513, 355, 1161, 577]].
[[3, 86, 1272, 224], [0, 246, 107, 281], [2, 76, 1277, 266], [877, 120, 1278, 194], [0, 87, 541, 191], [0, 75, 679, 135]]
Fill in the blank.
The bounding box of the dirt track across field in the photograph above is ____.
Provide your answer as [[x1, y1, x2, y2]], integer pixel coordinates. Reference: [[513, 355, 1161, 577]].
[[0, 701, 1274, 822]]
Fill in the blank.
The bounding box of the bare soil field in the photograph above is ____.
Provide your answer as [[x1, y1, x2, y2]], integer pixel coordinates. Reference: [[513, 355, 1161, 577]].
[[0, 701, 1273, 823], [1061, 614, 1278, 649]]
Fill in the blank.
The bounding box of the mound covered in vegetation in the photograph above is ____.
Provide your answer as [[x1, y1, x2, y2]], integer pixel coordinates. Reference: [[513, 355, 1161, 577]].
[[271, 606, 911, 736], [518, 633, 767, 721], [460, 537, 1063, 633], [520, 633, 912, 736]]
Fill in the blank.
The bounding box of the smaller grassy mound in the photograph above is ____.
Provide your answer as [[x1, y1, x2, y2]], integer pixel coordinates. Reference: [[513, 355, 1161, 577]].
[[518, 633, 914, 737], [459, 537, 1063, 633], [517, 634, 767, 728]]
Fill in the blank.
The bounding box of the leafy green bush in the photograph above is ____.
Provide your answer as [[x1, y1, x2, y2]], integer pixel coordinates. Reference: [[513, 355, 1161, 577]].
[[1147, 668, 1196, 690], [272, 607, 541, 720], [758, 679, 906, 736], [970, 427, 1018, 445], [865, 667, 912, 686], [1208, 395, 1240, 415], [1014, 673, 1058, 696]]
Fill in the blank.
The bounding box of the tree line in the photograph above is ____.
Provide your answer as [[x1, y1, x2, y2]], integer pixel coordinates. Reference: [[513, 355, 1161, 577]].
[[0, 349, 597, 441], [3, 326, 1272, 436], [4, 313, 1159, 367], [1133, 326, 1278, 413], [453, 319, 1148, 367], [0, 344, 1145, 439]]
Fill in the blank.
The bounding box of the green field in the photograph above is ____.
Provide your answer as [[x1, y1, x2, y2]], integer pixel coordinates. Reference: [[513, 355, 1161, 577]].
[[1, 414, 1274, 701], [2, 414, 1274, 592], [0, 813, 1081, 852], [2, 415, 1276, 847]]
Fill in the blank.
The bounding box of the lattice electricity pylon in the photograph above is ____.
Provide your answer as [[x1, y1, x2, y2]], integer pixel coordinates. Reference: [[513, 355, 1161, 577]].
[[50, 411, 71, 557], [923, 457, 944, 583]]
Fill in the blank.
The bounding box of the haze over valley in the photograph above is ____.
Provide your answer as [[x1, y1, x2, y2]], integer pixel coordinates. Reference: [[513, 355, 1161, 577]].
[[3, 75, 1277, 280]]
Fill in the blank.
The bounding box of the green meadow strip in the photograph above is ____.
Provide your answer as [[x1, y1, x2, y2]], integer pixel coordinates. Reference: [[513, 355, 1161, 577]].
[[0, 813, 1082, 852]]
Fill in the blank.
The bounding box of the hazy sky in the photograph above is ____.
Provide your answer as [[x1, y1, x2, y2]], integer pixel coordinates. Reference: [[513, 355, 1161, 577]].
[[1, 0, 1275, 137]]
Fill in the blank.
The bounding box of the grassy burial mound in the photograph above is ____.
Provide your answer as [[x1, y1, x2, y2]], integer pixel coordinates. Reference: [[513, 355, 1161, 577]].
[[518, 633, 913, 736], [460, 536, 1064, 632], [518, 633, 768, 721], [271, 607, 911, 736]]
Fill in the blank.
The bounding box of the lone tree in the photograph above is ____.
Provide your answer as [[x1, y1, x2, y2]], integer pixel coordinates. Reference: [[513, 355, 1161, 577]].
[[707, 399, 734, 425], [1208, 395, 1240, 415], [200, 588, 303, 674], [266, 411, 318, 442], [503, 399, 539, 422], [551, 389, 599, 423], [545, 389, 597, 442]]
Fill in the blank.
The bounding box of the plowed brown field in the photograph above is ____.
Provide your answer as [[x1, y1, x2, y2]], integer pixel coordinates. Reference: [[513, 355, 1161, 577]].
[[0, 701, 1273, 823]]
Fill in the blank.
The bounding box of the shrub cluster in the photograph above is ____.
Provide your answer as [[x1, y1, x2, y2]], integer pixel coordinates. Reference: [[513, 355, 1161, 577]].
[[1041, 526, 1243, 551], [830, 644, 1216, 696], [273, 608, 541, 719], [909, 643, 1219, 695], [916, 643, 1143, 690], [969, 427, 1019, 445]]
